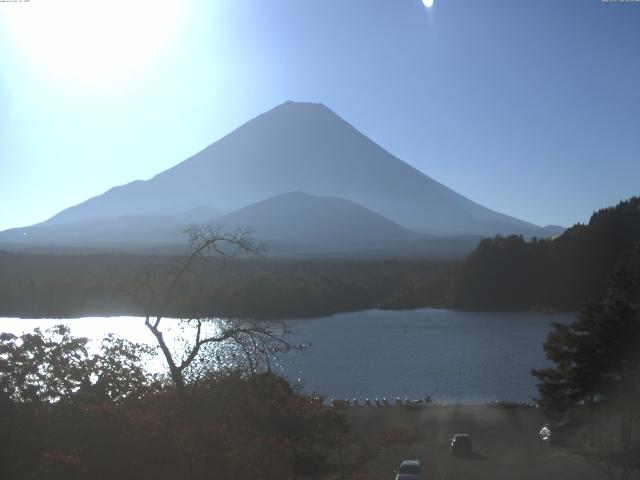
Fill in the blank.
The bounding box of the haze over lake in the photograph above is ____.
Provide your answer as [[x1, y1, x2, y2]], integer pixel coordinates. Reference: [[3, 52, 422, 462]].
[[0, 308, 573, 404]]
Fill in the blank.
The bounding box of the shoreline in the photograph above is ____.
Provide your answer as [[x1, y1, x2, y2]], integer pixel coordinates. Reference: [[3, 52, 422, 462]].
[[0, 305, 576, 321]]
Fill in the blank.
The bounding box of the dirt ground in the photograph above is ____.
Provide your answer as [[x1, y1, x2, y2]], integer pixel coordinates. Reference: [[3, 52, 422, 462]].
[[326, 405, 639, 480]]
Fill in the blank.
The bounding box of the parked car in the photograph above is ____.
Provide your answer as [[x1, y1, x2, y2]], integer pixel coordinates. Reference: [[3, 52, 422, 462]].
[[395, 459, 422, 480], [450, 433, 473, 456]]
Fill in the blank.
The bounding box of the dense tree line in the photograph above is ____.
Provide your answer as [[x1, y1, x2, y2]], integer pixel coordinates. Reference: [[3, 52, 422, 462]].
[[0, 253, 455, 319], [454, 197, 640, 310]]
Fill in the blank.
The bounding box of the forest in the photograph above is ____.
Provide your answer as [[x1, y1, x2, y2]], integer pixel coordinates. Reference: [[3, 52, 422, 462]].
[[0, 252, 455, 319], [453, 197, 640, 311]]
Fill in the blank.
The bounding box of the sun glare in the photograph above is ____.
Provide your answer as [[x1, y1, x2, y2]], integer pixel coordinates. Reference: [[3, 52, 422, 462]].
[[4, 0, 182, 88], [423, 0, 434, 7]]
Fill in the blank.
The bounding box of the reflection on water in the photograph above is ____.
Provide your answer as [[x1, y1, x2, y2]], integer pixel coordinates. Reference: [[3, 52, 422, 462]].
[[0, 308, 574, 403], [0, 316, 241, 375]]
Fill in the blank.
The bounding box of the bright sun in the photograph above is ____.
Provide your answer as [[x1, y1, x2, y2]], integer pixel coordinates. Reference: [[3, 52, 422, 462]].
[[4, 0, 182, 87], [423, 0, 434, 7]]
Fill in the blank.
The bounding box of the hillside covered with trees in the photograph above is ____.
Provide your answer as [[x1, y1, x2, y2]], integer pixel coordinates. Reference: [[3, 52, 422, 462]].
[[454, 197, 640, 310], [0, 252, 454, 319]]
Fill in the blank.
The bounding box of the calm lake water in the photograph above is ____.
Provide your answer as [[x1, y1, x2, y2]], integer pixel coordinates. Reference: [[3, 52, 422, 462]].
[[0, 308, 574, 404]]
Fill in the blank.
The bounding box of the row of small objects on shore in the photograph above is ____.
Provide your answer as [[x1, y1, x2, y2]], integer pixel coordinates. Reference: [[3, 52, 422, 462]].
[[485, 400, 539, 409], [327, 396, 437, 410], [311, 397, 538, 410]]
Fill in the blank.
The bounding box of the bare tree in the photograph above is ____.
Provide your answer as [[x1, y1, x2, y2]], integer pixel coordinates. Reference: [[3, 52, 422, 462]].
[[115, 224, 299, 393]]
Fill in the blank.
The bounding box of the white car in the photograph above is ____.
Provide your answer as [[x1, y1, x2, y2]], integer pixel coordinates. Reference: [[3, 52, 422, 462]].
[[395, 460, 422, 480]]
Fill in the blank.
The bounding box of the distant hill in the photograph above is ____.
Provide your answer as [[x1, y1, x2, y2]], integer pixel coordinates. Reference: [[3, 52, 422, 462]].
[[453, 197, 640, 310], [214, 191, 418, 252], [32, 101, 554, 237], [214, 191, 479, 258]]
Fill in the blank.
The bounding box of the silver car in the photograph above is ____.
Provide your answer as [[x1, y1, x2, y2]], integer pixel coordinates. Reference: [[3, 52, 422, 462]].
[[395, 460, 422, 480]]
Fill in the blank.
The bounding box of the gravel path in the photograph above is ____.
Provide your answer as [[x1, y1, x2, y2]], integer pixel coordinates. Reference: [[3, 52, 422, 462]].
[[331, 405, 637, 480]]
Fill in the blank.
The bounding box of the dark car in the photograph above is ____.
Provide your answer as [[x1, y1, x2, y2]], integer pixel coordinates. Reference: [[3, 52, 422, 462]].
[[450, 433, 473, 456]]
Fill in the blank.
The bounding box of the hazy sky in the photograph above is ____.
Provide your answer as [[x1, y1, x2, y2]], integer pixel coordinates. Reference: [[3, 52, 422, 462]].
[[1, 0, 639, 231]]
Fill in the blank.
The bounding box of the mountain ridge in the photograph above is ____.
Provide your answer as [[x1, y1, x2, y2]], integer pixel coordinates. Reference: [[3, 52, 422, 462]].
[[2, 101, 563, 255]]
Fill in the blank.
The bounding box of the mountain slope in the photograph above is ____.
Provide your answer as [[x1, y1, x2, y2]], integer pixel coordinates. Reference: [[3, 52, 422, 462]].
[[41, 101, 552, 237], [0, 215, 186, 248], [0, 205, 222, 249]]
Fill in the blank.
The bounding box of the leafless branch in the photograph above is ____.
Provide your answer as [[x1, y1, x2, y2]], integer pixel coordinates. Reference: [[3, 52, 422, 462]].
[[103, 223, 288, 393]]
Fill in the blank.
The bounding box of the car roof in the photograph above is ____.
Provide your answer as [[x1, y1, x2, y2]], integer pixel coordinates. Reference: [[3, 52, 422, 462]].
[[452, 433, 471, 439], [399, 460, 421, 467]]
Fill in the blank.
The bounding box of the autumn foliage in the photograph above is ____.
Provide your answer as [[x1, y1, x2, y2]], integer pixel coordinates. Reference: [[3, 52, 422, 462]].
[[0, 328, 347, 480]]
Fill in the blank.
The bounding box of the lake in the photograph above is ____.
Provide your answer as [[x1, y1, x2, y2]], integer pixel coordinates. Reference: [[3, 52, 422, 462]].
[[0, 308, 574, 404]]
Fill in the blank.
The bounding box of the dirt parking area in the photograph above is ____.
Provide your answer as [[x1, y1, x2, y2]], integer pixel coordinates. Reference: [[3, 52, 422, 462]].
[[329, 405, 638, 480]]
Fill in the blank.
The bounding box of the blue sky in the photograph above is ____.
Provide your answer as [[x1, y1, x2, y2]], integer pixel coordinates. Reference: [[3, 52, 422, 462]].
[[1, 0, 639, 231]]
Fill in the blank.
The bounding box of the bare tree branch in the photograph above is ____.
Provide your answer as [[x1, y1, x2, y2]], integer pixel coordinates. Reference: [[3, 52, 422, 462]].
[[105, 223, 292, 394]]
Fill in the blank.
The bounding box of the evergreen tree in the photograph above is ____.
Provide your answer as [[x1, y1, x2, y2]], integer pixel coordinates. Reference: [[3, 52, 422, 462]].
[[532, 243, 640, 414]]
